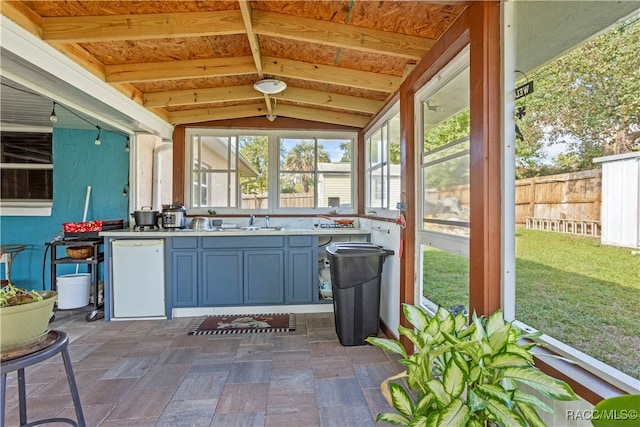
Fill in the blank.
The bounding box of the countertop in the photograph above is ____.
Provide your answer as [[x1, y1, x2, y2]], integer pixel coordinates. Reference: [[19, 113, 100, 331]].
[[100, 227, 371, 237]]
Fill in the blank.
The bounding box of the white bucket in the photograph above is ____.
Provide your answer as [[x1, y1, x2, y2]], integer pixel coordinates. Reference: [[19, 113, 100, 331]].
[[56, 273, 91, 309]]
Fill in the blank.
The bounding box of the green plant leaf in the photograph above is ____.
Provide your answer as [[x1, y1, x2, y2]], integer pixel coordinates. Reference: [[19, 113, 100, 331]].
[[485, 309, 505, 335], [487, 352, 532, 369], [408, 415, 429, 427], [515, 401, 547, 427], [414, 393, 436, 416], [389, 382, 415, 417], [467, 419, 483, 427], [399, 325, 425, 351], [513, 389, 553, 414], [454, 313, 467, 333], [503, 367, 578, 401], [426, 316, 440, 337], [505, 343, 534, 364], [473, 315, 487, 342], [488, 324, 512, 355], [443, 357, 465, 398], [451, 350, 470, 377], [376, 412, 412, 425], [476, 384, 514, 409], [438, 397, 470, 427], [367, 337, 407, 357], [501, 377, 517, 391], [486, 399, 526, 427], [404, 304, 430, 332], [425, 411, 440, 427], [426, 379, 452, 407], [468, 389, 487, 412]]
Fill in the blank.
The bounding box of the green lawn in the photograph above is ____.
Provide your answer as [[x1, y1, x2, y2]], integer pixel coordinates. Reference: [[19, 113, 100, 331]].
[[423, 228, 640, 379]]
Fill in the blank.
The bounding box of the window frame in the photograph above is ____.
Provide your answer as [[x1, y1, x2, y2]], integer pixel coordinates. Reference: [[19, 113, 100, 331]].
[[185, 128, 357, 215], [364, 103, 401, 218], [0, 124, 53, 216]]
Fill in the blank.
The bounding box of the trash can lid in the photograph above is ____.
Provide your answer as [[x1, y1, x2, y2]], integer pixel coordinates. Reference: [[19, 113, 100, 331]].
[[326, 242, 394, 257]]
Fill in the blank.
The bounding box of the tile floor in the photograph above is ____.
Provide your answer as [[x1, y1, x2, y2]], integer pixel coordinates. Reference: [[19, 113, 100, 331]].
[[2, 311, 403, 426]]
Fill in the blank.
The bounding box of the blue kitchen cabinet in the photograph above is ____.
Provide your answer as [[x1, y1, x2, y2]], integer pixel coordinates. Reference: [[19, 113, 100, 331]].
[[171, 250, 198, 307], [285, 236, 318, 303], [201, 250, 243, 305], [244, 250, 284, 304]]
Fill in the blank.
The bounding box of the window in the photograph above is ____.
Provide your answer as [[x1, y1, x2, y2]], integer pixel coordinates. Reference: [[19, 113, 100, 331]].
[[185, 129, 355, 213], [0, 127, 53, 216], [189, 134, 269, 209], [415, 48, 470, 313], [365, 110, 401, 213]]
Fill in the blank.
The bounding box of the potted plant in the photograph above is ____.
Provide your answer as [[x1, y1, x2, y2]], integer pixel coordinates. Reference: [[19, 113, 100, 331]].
[[367, 304, 578, 426], [0, 283, 57, 351]]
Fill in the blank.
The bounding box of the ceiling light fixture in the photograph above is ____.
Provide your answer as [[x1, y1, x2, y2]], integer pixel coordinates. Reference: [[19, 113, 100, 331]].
[[49, 102, 58, 123], [94, 126, 101, 146], [253, 79, 287, 95]]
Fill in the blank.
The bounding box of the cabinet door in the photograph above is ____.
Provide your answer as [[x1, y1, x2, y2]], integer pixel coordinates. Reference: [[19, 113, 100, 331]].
[[286, 248, 314, 303], [244, 250, 284, 304], [202, 250, 243, 305], [171, 251, 198, 307]]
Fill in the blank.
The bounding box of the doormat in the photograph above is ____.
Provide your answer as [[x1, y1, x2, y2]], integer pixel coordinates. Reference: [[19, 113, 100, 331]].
[[188, 313, 296, 335]]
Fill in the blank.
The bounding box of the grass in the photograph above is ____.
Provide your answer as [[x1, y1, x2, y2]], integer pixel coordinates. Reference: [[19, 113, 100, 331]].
[[423, 228, 640, 379]]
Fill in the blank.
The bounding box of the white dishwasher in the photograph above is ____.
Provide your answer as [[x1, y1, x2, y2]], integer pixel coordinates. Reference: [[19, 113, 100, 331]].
[[112, 239, 165, 318]]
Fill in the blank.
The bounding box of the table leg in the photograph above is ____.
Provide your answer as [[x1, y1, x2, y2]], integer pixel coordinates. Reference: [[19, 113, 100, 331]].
[[17, 368, 27, 426]]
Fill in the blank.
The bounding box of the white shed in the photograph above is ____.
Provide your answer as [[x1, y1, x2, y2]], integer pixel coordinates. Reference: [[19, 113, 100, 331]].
[[593, 152, 640, 249]]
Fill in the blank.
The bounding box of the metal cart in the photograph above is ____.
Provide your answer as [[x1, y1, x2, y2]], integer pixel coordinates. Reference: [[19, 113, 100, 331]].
[[45, 238, 104, 322]]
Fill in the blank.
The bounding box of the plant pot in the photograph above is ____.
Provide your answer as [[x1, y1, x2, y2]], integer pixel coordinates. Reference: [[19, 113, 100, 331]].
[[0, 291, 57, 351]]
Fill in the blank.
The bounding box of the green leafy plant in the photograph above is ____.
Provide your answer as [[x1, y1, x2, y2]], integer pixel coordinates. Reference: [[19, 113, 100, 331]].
[[367, 304, 578, 426], [0, 283, 43, 307]]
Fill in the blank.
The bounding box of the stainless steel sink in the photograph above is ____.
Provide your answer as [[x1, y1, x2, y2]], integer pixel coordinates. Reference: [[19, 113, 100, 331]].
[[239, 226, 283, 231]]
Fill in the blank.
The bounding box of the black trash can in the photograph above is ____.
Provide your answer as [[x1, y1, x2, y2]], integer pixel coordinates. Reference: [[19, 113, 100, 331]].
[[326, 242, 394, 346]]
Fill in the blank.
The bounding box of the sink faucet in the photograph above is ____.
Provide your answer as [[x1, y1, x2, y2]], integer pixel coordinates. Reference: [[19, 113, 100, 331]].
[[249, 214, 255, 226], [265, 215, 270, 228]]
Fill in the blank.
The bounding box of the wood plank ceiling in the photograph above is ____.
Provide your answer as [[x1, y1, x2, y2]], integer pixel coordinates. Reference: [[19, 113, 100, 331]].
[[3, 1, 467, 129]]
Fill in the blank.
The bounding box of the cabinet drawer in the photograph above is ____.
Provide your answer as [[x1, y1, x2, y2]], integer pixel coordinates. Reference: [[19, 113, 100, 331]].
[[172, 237, 198, 249], [287, 235, 315, 247], [202, 236, 284, 249]]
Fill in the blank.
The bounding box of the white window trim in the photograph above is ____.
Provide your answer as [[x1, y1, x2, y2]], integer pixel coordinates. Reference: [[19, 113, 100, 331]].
[[364, 103, 400, 219], [185, 128, 357, 215]]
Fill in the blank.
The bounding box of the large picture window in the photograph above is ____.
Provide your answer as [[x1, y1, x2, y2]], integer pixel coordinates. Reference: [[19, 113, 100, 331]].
[[186, 129, 355, 213]]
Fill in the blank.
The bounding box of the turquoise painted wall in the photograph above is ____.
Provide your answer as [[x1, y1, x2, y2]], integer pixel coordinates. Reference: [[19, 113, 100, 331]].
[[1, 128, 129, 291]]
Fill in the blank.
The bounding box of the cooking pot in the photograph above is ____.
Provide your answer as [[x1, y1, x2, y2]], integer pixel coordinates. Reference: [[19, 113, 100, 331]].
[[131, 207, 160, 227], [190, 217, 211, 231], [161, 203, 187, 229]]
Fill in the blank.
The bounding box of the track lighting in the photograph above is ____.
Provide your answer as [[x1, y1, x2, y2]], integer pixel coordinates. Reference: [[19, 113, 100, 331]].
[[94, 126, 101, 146], [49, 102, 58, 123]]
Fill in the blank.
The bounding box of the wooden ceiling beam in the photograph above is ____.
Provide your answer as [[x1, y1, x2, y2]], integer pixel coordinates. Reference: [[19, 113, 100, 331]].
[[144, 84, 382, 114], [168, 103, 269, 124], [238, 0, 263, 78], [144, 85, 262, 108], [167, 103, 371, 128], [41, 10, 245, 42], [262, 56, 401, 93], [253, 10, 433, 61], [274, 87, 384, 115], [272, 104, 371, 128], [105, 56, 257, 83]]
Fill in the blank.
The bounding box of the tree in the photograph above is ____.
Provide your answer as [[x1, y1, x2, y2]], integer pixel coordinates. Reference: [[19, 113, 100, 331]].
[[516, 16, 640, 177], [282, 141, 329, 192], [239, 135, 268, 195], [339, 141, 352, 162]]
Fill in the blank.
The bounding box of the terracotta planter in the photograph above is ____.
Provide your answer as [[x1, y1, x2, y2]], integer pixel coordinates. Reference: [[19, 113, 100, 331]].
[[0, 291, 57, 351]]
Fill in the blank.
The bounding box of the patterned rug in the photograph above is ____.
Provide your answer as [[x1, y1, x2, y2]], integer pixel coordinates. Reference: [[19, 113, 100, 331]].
[[188, 313, 296, 335]]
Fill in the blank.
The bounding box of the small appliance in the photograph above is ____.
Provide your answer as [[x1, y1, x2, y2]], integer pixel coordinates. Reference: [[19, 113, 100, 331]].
[[161, 203, 187, 229]]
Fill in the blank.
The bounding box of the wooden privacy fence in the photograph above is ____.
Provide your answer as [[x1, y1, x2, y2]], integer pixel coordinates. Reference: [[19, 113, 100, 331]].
[[516, 169, 602, 236]]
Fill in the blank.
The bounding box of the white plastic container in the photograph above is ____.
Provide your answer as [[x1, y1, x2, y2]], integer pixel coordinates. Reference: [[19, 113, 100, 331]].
[[56, 273, 91, 309]]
